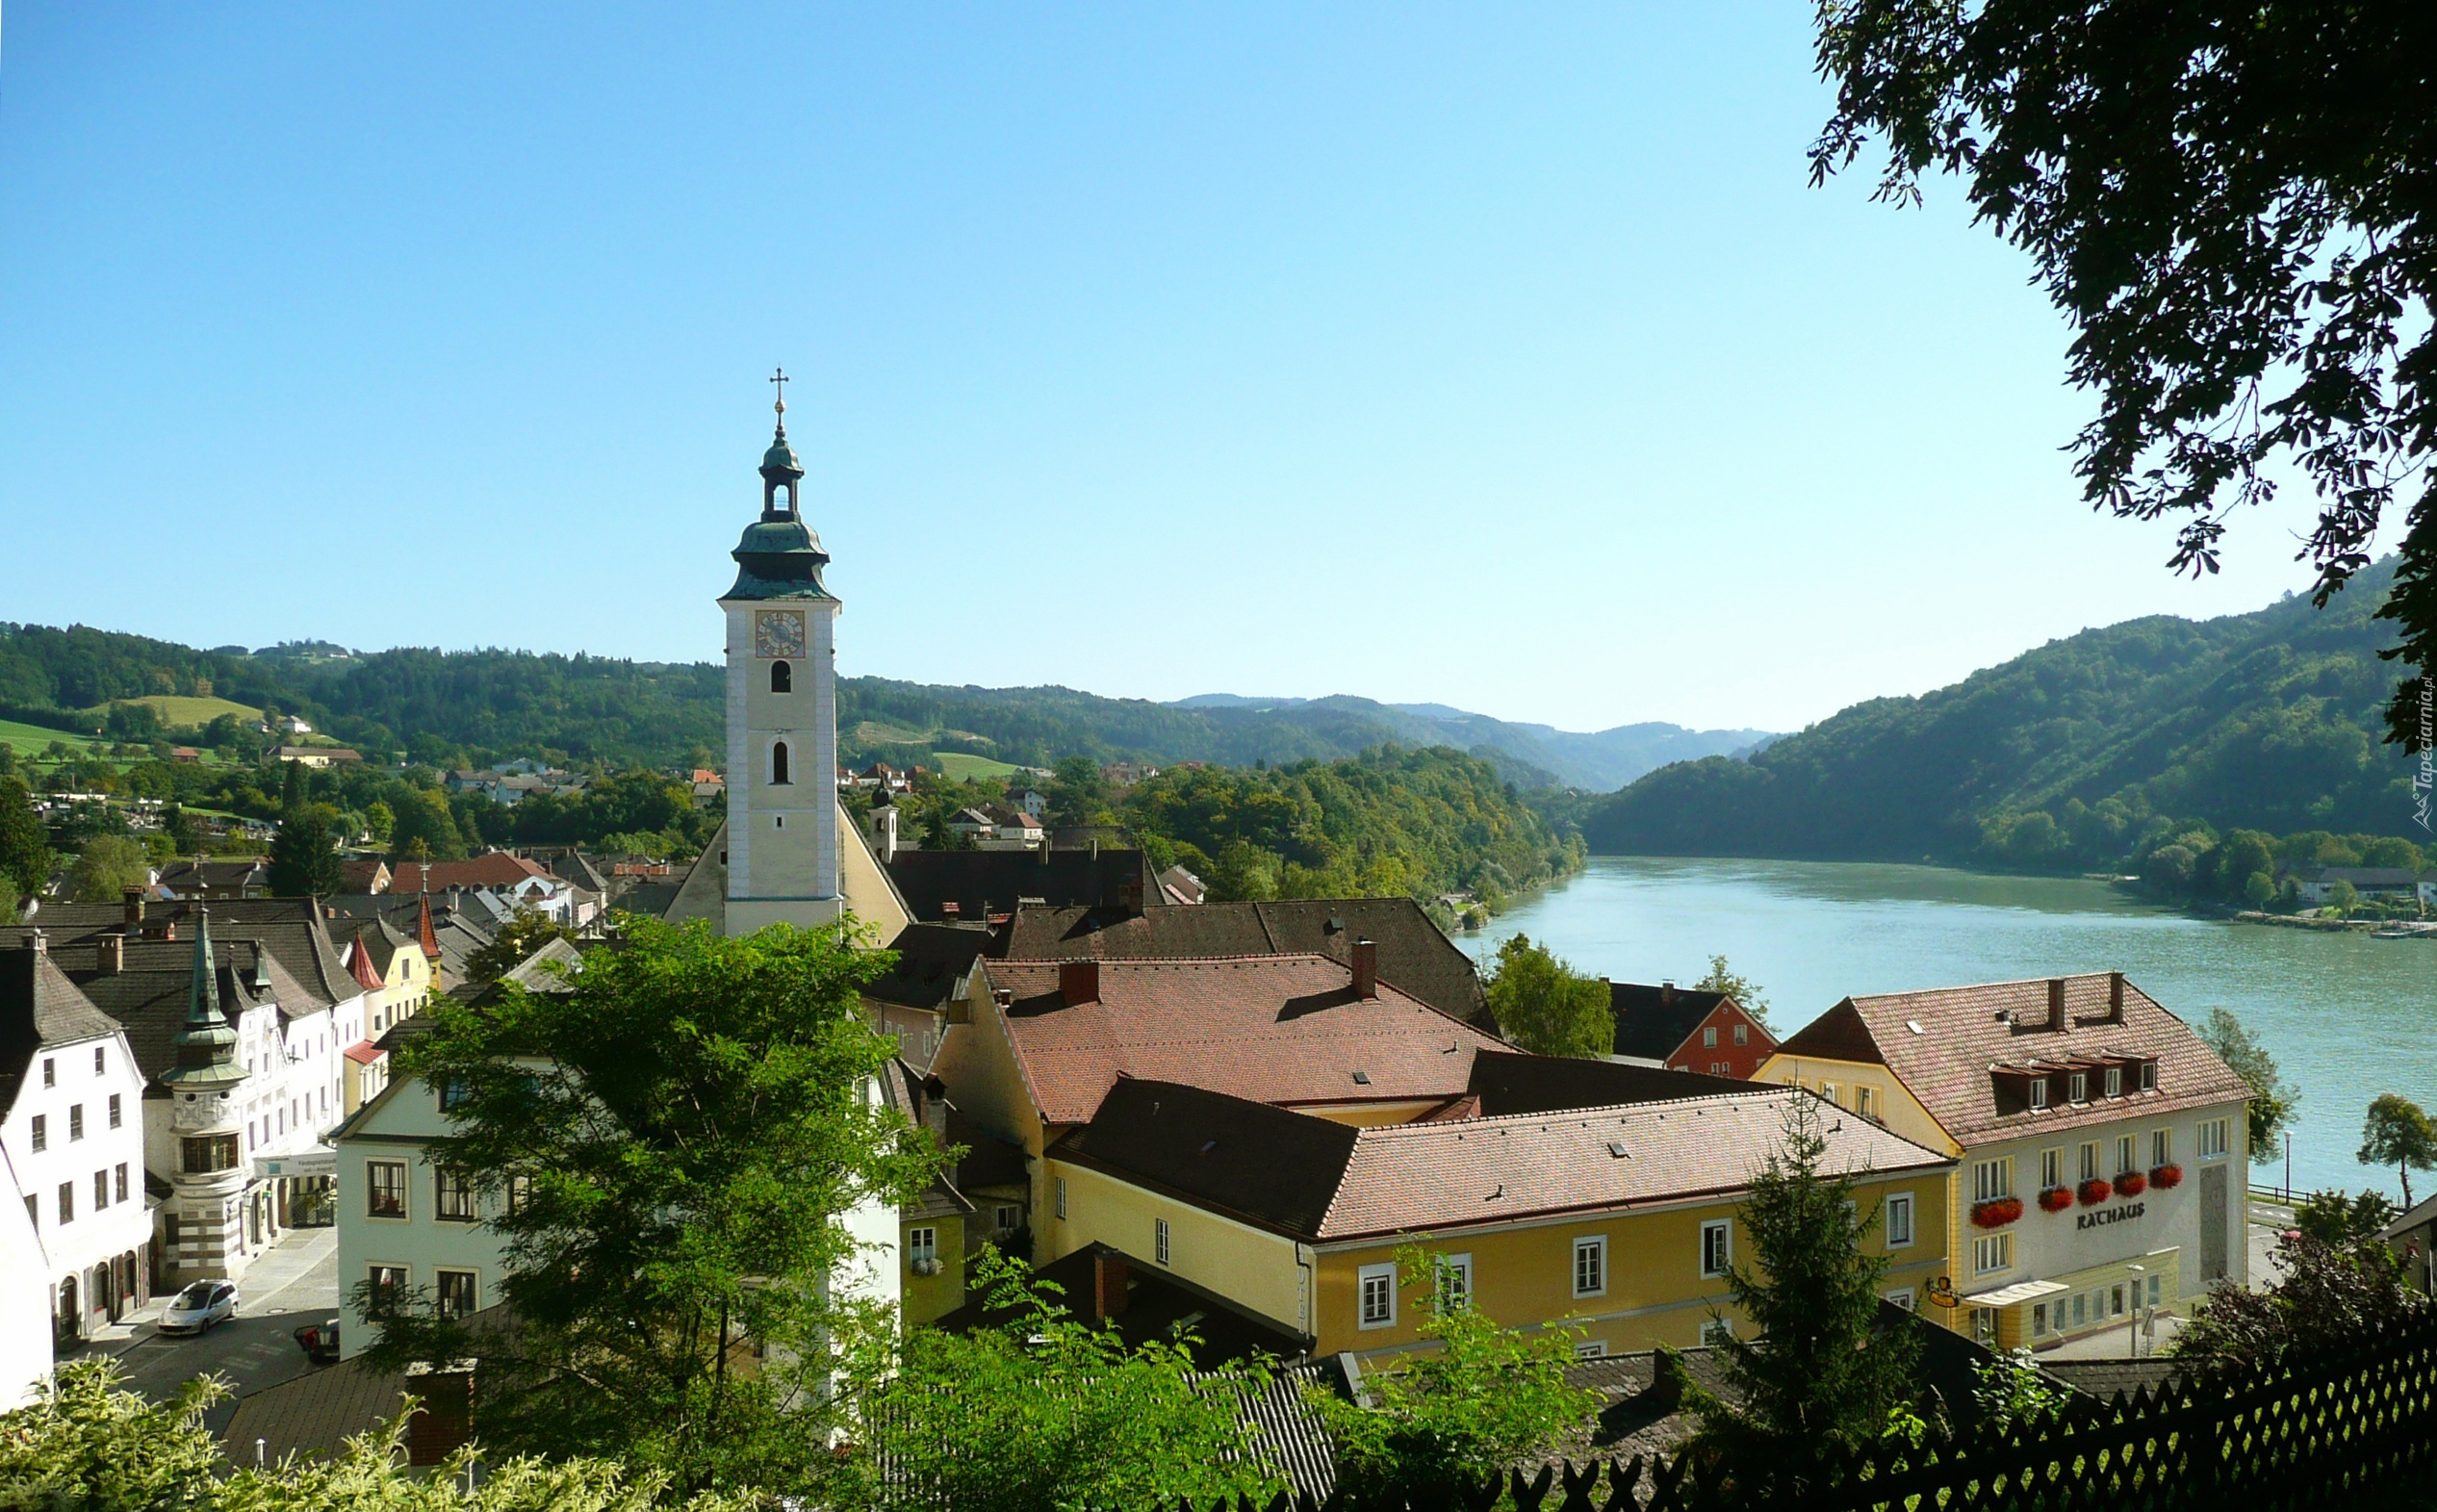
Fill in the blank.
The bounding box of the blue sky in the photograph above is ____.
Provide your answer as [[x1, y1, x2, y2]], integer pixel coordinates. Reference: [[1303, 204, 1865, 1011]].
[[0, 4, 2377, 733]]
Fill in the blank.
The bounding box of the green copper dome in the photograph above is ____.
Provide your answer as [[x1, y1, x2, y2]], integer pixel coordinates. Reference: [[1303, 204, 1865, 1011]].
[[762, 432, 805, 478], [727, 511, 835, 602]]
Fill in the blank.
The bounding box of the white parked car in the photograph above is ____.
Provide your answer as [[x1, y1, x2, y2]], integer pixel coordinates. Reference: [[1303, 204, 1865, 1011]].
[[159, 1280, 238, 1335]]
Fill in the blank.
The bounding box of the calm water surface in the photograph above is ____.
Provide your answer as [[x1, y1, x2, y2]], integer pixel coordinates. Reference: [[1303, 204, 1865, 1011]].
[[1459, 858, 2437, 1199]]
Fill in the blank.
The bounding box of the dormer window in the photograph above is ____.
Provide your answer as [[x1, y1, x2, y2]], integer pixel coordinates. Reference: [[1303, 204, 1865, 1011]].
[[2104, 1066, 2123, 1098], [2068, 1072, 2088, 1103], [2028, 1078, 2048, 1111], [2141, 1060, 2158, 1091]]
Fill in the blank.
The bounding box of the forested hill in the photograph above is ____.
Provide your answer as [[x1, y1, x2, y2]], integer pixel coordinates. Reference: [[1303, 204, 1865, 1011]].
[[1583, 559, 2422, 867], [0, 624, 1755, 786]]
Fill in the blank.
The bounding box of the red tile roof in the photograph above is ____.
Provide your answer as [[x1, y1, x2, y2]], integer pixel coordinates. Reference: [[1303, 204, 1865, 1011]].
[[387, 854, 553, 893], [343, 1038, 385, 1066], [345, 930, 383, 992], [1774, 972, 2251, 1145], [982, 955, 1509, 1126]]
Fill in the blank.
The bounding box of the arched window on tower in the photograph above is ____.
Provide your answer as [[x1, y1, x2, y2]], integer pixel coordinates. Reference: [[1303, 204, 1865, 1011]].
[[771, 741, 792, 785], [770, 659, 792, 694]]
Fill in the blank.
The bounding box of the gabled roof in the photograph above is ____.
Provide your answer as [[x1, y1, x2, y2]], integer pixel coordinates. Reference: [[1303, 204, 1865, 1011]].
[[0, 940, 124, 1110], [345, 930, 384, 992], [865, 923, 993, 1011], [7, 898, 355, 1010], [386, 853, 555, 893], [1773, 972, 2250, 1144], [1604, 983, 1774, 1062], [887, 849, 1163, 924], [979, 955, 1506, 1125], [1464, 1050, 1764, 1117], [998, 898, 1490, 1028], [1054, 1079, 1951, 1243]]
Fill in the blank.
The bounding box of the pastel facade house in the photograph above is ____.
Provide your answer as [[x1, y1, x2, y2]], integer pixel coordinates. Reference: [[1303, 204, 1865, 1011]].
[[0, 936, 154, 1345], [1044, 1078, 1953, 1360], [1760, 971, 2250, 1353], [932, 947, 1511, 1239], [1604, 982, 1778, 1080]]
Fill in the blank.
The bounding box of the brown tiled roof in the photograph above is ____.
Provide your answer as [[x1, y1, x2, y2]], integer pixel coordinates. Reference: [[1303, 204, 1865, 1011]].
[[1774, 973, 2250, 1144], [999, 898, 1490, 1027], [1465, 1050, 1764, 1117], [982, 955, 1507, 1125], [1056, 1079, 1950, 1243], [386, 854, 553, 893], [220, 1357, 416, 1466]]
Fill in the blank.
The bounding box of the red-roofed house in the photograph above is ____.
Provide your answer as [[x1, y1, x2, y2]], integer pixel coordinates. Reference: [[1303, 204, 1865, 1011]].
[[932, 947, 1511, 1246]]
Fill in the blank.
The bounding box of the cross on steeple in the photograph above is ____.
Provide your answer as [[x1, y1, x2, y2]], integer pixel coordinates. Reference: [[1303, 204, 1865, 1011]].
[[769, 367, 789, 423]]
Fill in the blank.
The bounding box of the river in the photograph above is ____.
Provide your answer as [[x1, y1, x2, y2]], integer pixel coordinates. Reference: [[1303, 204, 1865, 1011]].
[[1457, 857, 2437, 1202]]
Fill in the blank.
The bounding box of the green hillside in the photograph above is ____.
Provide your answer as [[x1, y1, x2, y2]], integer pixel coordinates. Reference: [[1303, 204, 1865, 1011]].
[[1584, 560, 2420, 870]]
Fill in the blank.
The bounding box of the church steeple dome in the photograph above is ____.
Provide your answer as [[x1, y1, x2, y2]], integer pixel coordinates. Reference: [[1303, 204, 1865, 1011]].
[[163, 907, 244, 1089], [729, 368, 835, 602], [758, 367, 808, 520]]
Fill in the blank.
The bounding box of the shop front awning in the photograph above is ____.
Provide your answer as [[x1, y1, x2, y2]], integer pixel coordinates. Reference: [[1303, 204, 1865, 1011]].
[[1960, 1278, 2068, 1309], [254, 1150, 337, 1180]]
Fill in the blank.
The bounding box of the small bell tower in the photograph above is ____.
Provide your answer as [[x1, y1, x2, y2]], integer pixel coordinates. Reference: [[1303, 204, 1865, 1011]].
[[719, 370, 843, 933]]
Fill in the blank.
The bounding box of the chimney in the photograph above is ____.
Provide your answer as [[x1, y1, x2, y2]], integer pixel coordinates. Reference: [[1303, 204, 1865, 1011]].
[[2107, 970, 2125, 1023], [2046, 977, 2066, 1031], [1351, 938, 1377, 1000], [95, 934, 123, 975], [1660, 980, 1676, 1006], [27, 930, 44, 957], [1116, 873, 1142, 916], [1059, 960, 1100, 1006], [921, 1074, 949, 1140], [122, 887, 146, 927], [1092, 1250, 1130, 1320]]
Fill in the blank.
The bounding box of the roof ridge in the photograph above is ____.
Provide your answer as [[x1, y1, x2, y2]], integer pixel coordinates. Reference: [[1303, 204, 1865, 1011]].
[[1851, 969, 2150, 1003], [1351, 1086, 1797, 1141], [998, 952, 1344, 967]]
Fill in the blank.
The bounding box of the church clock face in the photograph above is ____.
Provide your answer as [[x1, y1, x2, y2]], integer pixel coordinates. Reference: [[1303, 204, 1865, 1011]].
[[754, 609, 807, 658]]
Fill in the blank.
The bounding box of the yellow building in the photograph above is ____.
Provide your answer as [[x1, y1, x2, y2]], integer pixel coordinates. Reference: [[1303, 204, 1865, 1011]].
[[1759, 972, 2250, 1353], [1041, 1079, 1953, 1361]]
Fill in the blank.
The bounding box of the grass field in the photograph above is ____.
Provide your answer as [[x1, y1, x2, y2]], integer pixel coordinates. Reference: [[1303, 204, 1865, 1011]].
[[0, 719, 101, 757], [931, 751, 1020, 782], [80, 695, 262, 726]]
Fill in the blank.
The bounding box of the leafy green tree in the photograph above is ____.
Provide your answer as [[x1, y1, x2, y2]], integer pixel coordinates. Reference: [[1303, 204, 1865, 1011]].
[[0, 774, 51, 898], [1483, 935, 1613, 1059], [1687, 1099, 1921, 1486], [2197, 1008, 2298, 1161], [1308, 1243, 1597, 1507], [1046, 754, 1110, 827], [1691, 953, 1771, 1029], [65, 835, 151, 904], [1971, 1345, 2068, 1432], [2360, 1094, 2437, 1210], [1206, 838, 1280, 902], [359, 917, 938, 1499], [868, 1248, 1287, 1512], [1809, 1, 2437, 747], [3, 1358, 753, 1512], [2243, 871, 2277, 909], [2295, 1189, 2401, 1252], [2174, 1232, 2425, 1371], [2327, 879, 2362, 918], [387, 786, 466, 863], [267, 808, 345, 898], [464, 909, 581, 985]]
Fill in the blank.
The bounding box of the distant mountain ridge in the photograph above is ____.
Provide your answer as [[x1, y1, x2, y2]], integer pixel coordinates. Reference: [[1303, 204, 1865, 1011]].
[[1167, 693, 1773, 791], [1583, 559, 2420, 863], [0, 621, 1753, 789]]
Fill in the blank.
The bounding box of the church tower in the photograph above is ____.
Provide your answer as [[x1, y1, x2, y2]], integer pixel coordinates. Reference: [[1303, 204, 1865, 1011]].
[[719, 372, 843, 934]]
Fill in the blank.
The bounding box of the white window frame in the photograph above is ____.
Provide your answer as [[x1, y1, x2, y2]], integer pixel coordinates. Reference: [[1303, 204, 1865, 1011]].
[[907, 1226, 937, 1265], [1819, 1082, 1841, 1107], [1155, 1217, 1171, 1267], [1702, 1027, 1718, 1048], [434, 1269, 478, 1320], [2068, 1072, 2088, 1103], [1573, 1235, 1607, 1298], [2105, 1065, 2124, 1098], [1856, 1085, 1878, 1119], [1885, 1288, 1915, 1312], [2152, 1128, 2173, 1166], [1700, 1219, 1732, 1279], [2079, 1141, 2100, 1181], [1885, 1192, 1914, 1248], [1054, 1176, 1067, 1219], [1732, 1023, 1749, 1045], [1435, 1252, 1473, 1311], [1972, 1157, 2013, 1203], [2040, 1147, 2063, 1189], [2028, 1078, 2048, 1110], [1574, 1339, 1608, 1359], [2198, 1118, 2229, 1159], [1972, 1232, 2013, 1276], [367, 1160, 408, 1219], [2116, 1135, 2137, 1174], [1357, 1262, 1398, 1329]]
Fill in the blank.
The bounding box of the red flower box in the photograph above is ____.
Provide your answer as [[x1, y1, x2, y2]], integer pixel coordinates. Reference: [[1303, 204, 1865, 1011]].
[[1970, 1196, 2025, 1229], [2150, 1164, 2183, 1190], [2114, 1171, 2147, 1197], [2038, 1186, 2074, 1214], [2077, 1178, 2115, 1207]]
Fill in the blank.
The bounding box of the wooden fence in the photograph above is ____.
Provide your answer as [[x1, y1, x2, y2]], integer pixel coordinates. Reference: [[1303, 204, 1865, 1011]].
[[1167, 1307, 2437, 1512]]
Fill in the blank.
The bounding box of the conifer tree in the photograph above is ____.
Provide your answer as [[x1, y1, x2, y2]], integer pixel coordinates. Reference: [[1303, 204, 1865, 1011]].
[[0, 775, 51, 899], [267, 807, 344, 898], [1688, 1097, 1922, 1488]]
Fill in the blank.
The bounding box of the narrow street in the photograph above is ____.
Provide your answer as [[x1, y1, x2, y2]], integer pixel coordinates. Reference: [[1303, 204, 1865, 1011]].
[[65, 1227, 340, 1425]]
